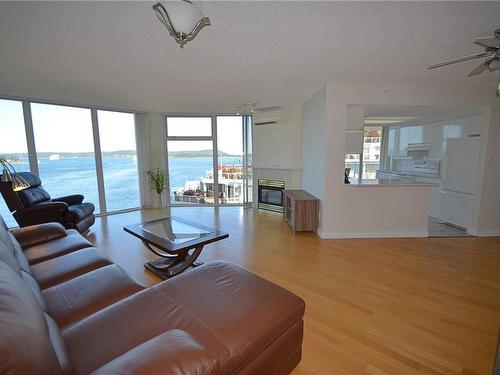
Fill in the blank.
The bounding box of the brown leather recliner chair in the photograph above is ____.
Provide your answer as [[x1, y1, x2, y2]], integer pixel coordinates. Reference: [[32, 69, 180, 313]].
[[0, 172, 95, 233]]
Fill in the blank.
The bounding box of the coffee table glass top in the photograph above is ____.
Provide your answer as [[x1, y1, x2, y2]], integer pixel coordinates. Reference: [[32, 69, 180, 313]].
[[124, 216, 228, 254], [142, 218, 211, 244]]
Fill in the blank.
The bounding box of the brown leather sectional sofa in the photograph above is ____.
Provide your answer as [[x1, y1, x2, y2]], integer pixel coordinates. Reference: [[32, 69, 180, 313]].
[[0, 215, 305, 375]]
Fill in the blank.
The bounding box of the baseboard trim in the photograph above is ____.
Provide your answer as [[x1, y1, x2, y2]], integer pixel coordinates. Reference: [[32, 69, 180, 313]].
[[319, 231, 429, 239], [474, 230, 500, 237]]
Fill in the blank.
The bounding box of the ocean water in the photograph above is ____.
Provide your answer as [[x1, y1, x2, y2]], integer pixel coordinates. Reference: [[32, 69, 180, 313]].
[[0, 154, 243, 228]]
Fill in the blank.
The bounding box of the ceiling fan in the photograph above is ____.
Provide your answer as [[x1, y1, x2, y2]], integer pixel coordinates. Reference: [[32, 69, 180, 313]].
[[428, 28, 500, 77]]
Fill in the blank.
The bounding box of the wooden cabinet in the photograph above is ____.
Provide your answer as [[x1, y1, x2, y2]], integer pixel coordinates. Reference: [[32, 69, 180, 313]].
[[283, 190, 319, 233]]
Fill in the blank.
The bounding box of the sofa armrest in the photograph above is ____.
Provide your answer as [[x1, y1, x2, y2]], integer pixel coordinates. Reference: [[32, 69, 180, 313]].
[[91, 329, 220, 375], [11, 222, 67, 248], [52, 194, 84, 206]]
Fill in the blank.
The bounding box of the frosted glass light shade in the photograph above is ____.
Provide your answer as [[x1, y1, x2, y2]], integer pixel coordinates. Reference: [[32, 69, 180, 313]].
[[162, 1, 205, 34], [153, 1, 210, 48]]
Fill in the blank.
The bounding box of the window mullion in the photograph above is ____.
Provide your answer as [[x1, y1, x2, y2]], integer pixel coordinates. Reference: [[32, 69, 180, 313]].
[[212, 115, 219, 206], [91, 109, 107, 214], [22, 101, 39, 175]]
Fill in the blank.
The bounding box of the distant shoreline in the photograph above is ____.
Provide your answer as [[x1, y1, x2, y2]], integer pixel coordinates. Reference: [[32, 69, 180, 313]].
[[1, 150, 241, 159]]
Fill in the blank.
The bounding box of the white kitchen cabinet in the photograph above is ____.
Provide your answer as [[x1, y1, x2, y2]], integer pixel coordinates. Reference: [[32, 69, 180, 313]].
[[398, 127, 409, 155], [414, 176, 441, 218], [422, 124, 444, 156], [408, 126, 423, 144], [439, 190, 473, 229], [466, 115, 483, 136], [387, 128, 397, 157]]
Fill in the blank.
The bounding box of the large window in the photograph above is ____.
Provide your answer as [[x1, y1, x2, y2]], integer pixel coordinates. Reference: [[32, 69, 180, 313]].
[[31, 103, 101, 213], [0, 99, 30, 227], [217, 116, 244, 204], [0, 98, 141, 228], [166, 116, 252, 206], [97, 110, 140, 211], [168, 140, 214, 204]]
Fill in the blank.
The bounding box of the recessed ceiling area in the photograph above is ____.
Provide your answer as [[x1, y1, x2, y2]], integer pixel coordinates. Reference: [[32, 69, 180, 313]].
[[363, 105, 485, 127], [0, 1, 499, 113]]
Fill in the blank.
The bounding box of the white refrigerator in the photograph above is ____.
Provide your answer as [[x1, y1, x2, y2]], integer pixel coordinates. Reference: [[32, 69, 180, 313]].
[[439, 137, 480, 230]]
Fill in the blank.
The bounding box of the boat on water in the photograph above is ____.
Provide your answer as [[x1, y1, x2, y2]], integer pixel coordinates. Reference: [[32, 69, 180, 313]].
[[48, 154, 60, 161]]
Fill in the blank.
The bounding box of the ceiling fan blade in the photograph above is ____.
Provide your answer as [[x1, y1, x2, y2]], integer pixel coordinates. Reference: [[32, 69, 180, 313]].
[[473, 37, 500, 48], [467, 61, 490, 77], [428, 51, 494, 69]]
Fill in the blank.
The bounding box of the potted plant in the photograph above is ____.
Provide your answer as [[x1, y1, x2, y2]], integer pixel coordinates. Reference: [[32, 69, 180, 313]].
[[146, 168, 167, 208]]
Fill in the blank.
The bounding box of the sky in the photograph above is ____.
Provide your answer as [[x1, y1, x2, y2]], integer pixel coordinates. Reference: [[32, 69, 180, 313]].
[[167, 116, 243, 155], [0, 99, 245, 155]]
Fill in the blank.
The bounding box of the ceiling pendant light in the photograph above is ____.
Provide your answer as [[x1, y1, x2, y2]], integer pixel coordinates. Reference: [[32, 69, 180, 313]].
[[153, 0, 210, 48]]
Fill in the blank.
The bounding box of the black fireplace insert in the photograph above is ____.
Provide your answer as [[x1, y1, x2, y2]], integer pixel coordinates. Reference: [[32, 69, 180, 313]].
[[258, 179, 285, 212]]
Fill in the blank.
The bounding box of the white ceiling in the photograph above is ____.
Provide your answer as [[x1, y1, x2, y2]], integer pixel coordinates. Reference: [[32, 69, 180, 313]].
[[363, 104, 484, 126], [0, 1, 499, 113]]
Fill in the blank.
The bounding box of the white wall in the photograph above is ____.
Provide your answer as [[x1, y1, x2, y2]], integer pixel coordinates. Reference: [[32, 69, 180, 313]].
[[145, 112, 167, 207], [252, 105, 302, 169], [301, 86, 327, 233], [301, 87, 326, 199], [476, 101, 500, 236], [302, 82, 499, 238]]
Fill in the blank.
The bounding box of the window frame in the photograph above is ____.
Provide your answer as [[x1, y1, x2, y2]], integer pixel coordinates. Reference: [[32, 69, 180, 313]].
[[0, 95, 143, 220], [165, 114, 253, 207]]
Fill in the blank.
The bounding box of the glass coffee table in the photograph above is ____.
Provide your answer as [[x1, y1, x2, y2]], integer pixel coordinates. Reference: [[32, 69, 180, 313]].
[[124, 216, 228, 279]]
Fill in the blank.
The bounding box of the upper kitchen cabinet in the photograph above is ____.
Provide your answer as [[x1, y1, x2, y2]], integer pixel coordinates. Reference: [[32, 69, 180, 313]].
[[398, 127, 410, 156], [422, 125, 444, 156], [466, 114, 483, 136], [387, 128, 397, 157], [408, 126, 423, 144]]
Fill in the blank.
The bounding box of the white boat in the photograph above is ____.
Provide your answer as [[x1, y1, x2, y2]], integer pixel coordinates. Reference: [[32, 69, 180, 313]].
[[48, 154, 60, 161]]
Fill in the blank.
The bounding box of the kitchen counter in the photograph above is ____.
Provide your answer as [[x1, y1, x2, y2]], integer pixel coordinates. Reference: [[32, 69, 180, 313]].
[[377, 169, 441, 180], [347, 178, 437, 187]]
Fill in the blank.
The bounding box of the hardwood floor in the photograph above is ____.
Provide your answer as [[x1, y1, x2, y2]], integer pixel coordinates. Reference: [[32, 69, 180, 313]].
[[87, 206, 500, 375]]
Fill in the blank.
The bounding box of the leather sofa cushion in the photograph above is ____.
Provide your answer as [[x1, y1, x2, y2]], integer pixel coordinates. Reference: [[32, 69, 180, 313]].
[[91, 329, 220, 375], [63, 287, 229, 375], [31, 247, 112, 289], [0, 217, 21, 273], [154, 261, 306, 374], [45, 313, 74, 375], [18, 185, 51, 207], [44, 264, 144, 329], [0, 262, 63, 375], [0, 239, 21, 274], [68, 203, 95, 223], [11, 222, 67, 248], [11, 234, 32, 273], [24, 229, 93, 265], [21, 270, 48, 311]]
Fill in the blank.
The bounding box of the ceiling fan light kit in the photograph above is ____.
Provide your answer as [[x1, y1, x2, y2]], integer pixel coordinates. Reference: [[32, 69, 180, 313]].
[[153, 0, 210, 48], [428, 27, 500, 79]]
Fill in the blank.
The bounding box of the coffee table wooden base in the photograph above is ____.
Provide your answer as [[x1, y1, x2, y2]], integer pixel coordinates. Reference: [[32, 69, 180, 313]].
[[144, 242, 205, 280]]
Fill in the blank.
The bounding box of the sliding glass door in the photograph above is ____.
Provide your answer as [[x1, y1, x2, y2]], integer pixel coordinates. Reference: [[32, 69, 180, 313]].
[[166, 115, 252, 206]]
